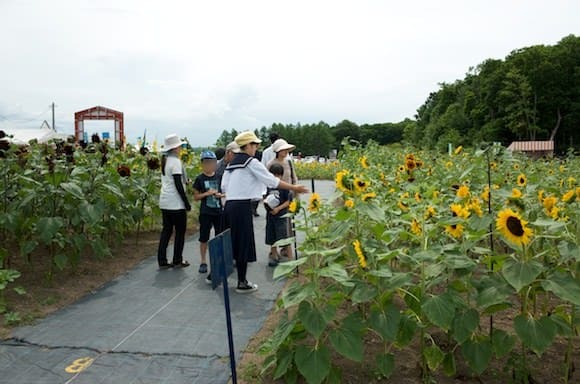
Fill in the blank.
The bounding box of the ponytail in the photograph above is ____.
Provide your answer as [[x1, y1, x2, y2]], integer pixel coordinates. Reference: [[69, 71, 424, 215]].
[[161, 154, 167, 176]]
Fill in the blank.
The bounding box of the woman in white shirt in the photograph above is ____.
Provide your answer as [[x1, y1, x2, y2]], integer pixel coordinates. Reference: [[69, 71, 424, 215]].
[[221, 131, 308, 293], [157, 134, 192, 269]]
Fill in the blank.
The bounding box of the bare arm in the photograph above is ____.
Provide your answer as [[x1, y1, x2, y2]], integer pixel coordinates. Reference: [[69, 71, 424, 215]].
[[278, 180, 308, 194]]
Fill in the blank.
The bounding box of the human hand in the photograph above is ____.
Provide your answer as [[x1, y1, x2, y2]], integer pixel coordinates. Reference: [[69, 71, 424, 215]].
[[294, 184, 309, 194], [185, 203, 192, 211]]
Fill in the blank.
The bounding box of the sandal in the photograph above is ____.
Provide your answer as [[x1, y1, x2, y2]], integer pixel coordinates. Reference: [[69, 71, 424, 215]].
[[173, 261, 190, 268]]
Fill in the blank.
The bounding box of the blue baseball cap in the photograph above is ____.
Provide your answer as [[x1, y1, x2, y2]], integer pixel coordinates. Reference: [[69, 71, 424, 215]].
[[201, 150, 217, 160]]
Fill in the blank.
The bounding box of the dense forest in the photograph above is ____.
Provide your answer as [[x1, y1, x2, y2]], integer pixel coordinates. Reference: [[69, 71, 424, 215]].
[[215, 35, 579, 155]]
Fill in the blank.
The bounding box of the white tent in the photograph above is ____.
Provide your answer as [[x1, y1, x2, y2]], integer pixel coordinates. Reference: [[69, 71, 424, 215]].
[[4, 121, 71, 145]]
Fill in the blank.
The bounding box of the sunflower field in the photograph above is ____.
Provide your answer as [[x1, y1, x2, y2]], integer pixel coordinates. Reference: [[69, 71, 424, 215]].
[[295, 160, 341, 180], [261, 141, 579, 383], [0, 139, 200, 316]]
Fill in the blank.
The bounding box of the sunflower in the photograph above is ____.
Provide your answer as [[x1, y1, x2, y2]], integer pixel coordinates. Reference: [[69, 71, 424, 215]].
[[398, 165, 405, 172], [537, 189, 545, 203], [542, 195, 558, 213], [567, 176, 576, 188], [456, 185, 470, 198], [344, 199, 355, 209], [308, 193, 321, 212], [405, 158, 416, 171], [496, 208, 533, 247], [398, 200, 409, 212], [432, 190, 440, 199], [562, 189, 575, 203], [117, 165, 131, 177], [445, 224, 464, 238], [424, 206, 436, 220], [513, 163, 520, 170], [481, 185, 490, 202], [454, 145, 463, 155], [360, 156, 369, 169], [450, 203, 470, 219], [401, 191, 410, 199], [362, 192, 377, 202], [511, 188, 522, 199], [410, 219, 422, 236], [353, 177, 370, 193], [147, 157, 160, 170], [490, 162, 498, 170], [414, 192, 422, 202], [516, 173, 527, 187], [445, 161, 453, 168], [289, 200, 299, 213], [548, 206, 561, 219], [335, 170, 352, 193], [352, 240, 367, 268], [468, 197, 483, 217]]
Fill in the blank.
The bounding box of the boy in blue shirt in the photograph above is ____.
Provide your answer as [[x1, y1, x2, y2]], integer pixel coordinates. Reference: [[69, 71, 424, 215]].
[[193, 151, 224, 274], [264, 163, 292, 267]]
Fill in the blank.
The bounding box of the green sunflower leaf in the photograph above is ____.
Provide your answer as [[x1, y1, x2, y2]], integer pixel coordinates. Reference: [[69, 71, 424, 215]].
[[501, 258, 543, 292]]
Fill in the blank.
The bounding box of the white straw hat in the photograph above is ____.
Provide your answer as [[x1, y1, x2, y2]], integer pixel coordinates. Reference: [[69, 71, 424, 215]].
[[272, 139, 296, 153], [163, 134, 186, 151], [226, 141, 240, 153]]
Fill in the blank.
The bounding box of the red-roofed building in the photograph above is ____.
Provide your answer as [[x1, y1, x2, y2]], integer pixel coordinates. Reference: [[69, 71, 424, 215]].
[[507, 140, 554, 158]]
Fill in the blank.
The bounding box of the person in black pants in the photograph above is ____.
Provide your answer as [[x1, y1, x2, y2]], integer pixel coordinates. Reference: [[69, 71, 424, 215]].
[[220, 131, 308, 293], [157, 134, 191, 269]]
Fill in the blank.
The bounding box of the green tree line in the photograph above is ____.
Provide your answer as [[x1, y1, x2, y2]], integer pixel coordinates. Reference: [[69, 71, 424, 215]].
[[214, 119, 411, 157], [215, 34, 579, 154], [405, 34, 580, 151]]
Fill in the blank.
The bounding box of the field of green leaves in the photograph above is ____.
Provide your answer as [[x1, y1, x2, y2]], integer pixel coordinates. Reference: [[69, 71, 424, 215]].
[[262, 142, 579, 383], [0, 139, 200, 319]]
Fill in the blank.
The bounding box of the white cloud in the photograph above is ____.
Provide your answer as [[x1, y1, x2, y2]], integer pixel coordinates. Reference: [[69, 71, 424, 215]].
[[1, 0, 578, 145]]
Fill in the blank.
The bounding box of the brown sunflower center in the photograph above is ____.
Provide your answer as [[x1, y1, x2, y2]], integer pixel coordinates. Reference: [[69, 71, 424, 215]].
[[506, 216, 524, 236]]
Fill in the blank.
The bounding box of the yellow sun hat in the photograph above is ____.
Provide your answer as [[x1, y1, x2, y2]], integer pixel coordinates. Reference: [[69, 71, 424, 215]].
[[235, 131, 262, 147]]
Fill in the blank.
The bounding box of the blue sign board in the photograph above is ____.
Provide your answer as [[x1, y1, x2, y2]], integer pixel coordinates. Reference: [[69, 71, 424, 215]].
[[208, 229, 237, 383]]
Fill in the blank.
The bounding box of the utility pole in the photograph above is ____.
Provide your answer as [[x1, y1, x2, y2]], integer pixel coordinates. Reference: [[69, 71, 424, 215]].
[[51, 102, 55, 131]]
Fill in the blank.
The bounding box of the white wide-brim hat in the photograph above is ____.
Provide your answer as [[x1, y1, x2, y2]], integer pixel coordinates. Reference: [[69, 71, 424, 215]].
[[226, 141, 240, 153], [272, 138, 296, 153], [163, 134, 186, 151]]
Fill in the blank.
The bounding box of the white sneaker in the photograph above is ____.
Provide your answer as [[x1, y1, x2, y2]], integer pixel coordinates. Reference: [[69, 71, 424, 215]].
[[236, 280, 258, 294]]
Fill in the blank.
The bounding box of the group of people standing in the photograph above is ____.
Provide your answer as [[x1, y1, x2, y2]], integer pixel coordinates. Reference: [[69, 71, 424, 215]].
[[156, 131, 307, 294]]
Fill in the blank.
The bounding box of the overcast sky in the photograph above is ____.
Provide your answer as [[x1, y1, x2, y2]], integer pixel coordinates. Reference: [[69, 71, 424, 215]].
[[1, 0, 578, 146]]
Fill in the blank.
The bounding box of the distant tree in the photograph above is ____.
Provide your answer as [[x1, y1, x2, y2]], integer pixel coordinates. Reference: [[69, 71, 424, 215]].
[[333, 119, 360, 146]]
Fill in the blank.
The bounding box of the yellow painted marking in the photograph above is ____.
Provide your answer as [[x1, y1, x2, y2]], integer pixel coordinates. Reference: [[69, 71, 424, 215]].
[[65, 357, 94, 374]]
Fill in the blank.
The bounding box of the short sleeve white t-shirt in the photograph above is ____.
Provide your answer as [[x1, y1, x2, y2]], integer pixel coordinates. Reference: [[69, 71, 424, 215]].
[[159, 155, 186, 210]]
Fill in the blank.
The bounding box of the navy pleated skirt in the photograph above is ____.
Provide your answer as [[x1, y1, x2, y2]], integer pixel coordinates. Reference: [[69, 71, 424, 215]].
[[223, 200, 256, 263]]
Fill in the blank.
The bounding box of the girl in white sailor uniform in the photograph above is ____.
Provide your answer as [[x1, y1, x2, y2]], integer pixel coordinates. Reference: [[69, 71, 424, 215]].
[[220, 131, 308, 293]]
